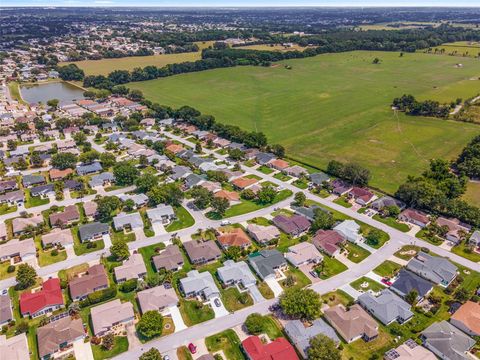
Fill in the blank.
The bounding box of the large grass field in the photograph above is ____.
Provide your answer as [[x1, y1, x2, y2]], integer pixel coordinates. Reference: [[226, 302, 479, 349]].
[[129, 50, 480, 193], [421, 41, 480, 58]]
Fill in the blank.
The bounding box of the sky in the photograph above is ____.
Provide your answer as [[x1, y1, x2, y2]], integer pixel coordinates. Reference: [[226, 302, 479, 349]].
[[2, 0, 480, 7]]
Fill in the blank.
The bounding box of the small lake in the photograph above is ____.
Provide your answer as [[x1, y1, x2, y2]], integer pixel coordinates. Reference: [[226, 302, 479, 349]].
[[20, 81, 85, 104]]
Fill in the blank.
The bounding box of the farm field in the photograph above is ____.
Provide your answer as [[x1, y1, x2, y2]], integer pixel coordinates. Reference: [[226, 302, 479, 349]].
[[129, 50, 480, 193], [421, 41, 480, 58]]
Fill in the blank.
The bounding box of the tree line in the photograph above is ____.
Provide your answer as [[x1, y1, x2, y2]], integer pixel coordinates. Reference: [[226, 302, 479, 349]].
[[392, 94, 451, 119]]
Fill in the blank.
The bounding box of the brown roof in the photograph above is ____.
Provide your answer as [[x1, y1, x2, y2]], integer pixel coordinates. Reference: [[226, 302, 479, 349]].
[[69, 264, 109, 299], [166, 143, 184, 154], [83, 201, 98, 217], [214, 190, 240, 202], [232, 177, 258, 189], [49, 205, 80, 227], [268, 159, 289, 170], [217, 227, 252, 248], [183, 240, 222, 263], [312, 230, 345, 256], [152, 244, 184, 271], [324, 304, 378, 342], [37, 317, 84, 358], [451, 301, 480, 335], [49, 168, 74, 180], [400, 209, 429, 225]]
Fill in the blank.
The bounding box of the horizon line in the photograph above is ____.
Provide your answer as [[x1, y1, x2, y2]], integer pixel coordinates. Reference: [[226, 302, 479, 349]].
[[2, 5, 480, 8]]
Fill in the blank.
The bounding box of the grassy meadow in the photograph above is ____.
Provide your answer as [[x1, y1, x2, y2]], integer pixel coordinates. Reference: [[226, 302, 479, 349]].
[[129, 50, 480, 193], [421, 41, 480, 58]]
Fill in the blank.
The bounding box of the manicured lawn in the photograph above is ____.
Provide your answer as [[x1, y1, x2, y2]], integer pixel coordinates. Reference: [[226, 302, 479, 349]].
[[276, 233, 300, 253], [321, 290, 354, 307], [451, 241, 480, 263], [91, 336, 129, 360], [416, 228, 444, 245], [25, 190, 50, 208], [166, 206, 195, 232], [72, 226, 105, 256], [394, 245, 421, 261], [343, 326, 394, 360], [111, 230, 136, 243], [205, 330, 245, 360], [131, 51, 480, 193], [350, 276, 386, 292], [177, 346, 193, 360], [373, 214, 410, 232], [260, 181, 278, 188], [273, 172, 291, 182], [249, 315, 284, 339], [373, 260, 402, 278], [463, 181, 480, 207], [38, 248, 67, 267], [0, 203, 17, 215], [333, 196, 352, 208], [221, 287, 253, 311], [138, 242, 166, 276], [316, 256, 348, 279], [280, 267, 312, 290], [0, 261, 15, 280], [257, 281, 275, 299], [344, 243, 371, 263], [247, 217, 271, 226], [179, 299, 215, 326], [292, 179, 308, 189], [258, 165, 274, 174]]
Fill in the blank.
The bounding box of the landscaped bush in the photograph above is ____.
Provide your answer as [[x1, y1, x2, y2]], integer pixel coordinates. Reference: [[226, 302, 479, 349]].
[[119, 278, 138, 293], [7, 265, 15, 273], [80, 286, 116, 308]]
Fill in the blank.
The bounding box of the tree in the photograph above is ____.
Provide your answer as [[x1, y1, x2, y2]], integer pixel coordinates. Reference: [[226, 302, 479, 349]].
[[30, 152, 43, 168], [73, 131, 87, 145], [147, 183, 184, 207], [343, 163, 370, 186], [135, 173, 159, 193], [224, 245, 242, 261], [16, 264, 37, 290], [51, 152, 78, 170], [96, 196, 121, 222], [257, 186, 277, 204], [195, 142, 202, 153], [228, 148, 245, 161], [139, 348, 162, 360], [46, 99, 59, 109], [113, 161, 139, 186], [101, 333, 114, 350], [405, 289, 418, 305], [372, 57, 381, 64], [365, 229, 383, 247], [307, 334, 341, 360], [58, 64, 84, 81], [384, 205, 400, 218], [99, 152, 116, 169], [7, 139, 17, 151], [191, 186, 213, 210], [279, 288, 321, 320], [294, 192, 306, 207], [137, 311, 164, 339], [311, 208, 335, 232], [244, 313, 265, 335], [79, 150, 100, 164], [110, 240, 130, 261], [241, 189, 256, 200], [211, 197, 229, 216]]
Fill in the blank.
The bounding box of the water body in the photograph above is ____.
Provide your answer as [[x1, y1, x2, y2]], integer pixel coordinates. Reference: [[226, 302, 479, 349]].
[[20, 81, 85, 104]]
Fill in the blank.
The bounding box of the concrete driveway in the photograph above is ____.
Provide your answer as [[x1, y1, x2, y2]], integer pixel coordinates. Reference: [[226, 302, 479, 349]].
[[208, 297, 229, 318], [152, 222, 166, 236], [126, 323, 141, 349], [133, 228, 146, 241], [73, 339, 94, 360], [299, 263, 321, 284], [166, 305, 187, 332], [102, 234, 112, 248], [246, 285, 265, 303], [265, 277, 283, 297]]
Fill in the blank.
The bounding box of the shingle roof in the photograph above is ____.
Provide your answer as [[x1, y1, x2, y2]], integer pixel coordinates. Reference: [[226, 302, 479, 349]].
[[248, 249, 286, 279], [390, 269, 433, 299], [137, 285, 179, 313], [285, 319, 340, 357], [78, 222, 109, 242], [114, 253, 147, 281], [152, 244, 184, 271], [37, 317, 84, 358], [358, 289, 413, 325], [421, 321, 475, 360], [90, 299, 134, 336], [406, 252, 457, 286], [69, 264, 109, 299]]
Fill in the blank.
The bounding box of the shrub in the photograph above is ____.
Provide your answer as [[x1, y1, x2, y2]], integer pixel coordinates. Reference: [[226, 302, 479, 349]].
[[51, 249, 59, 256], [119, 278, 138, 293], [7, 265, 15, 273]]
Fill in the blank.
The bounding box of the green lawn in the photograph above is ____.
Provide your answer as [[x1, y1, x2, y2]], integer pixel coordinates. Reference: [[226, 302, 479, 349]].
[[344, 243, 371, 263], [343, 326, 394, 360], [72, 227, 105, 255], [0, 203, 17, 215], [373, 214, 410, 232], [258, 165, 275, 174], [0, 261, 15, 280], [25, 190, 50, 208], [350, 276, 386, 292], [273, 173, 291, 182], [316, 256, 348, 279], [276, 233, 300, 252], [292, 179, 309, 189], [131, 51, 480, 194], [373, 260, 402, 278], [205, 330, 245, 360], [333, 196, 352, 208], [394, 245, 421, 261], [451, 241, 480, 262], [221, 287, 253, 311], [179, 299, 215, 326], [280, 267, 312, 290], [111, 230, 136, 243], [463, 181, 480, 207], [257, 281, 275, 299], [92, 336, 129, 360], [321, 290, 354, 307], [166, 206, 195, 232], [138, 242, 167, 276]]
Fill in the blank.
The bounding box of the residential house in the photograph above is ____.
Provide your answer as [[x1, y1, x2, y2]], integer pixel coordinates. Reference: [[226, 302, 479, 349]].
[[118, 193, 148, 208], [248, 250, 288, 280], [232, 176, 258, 190], [69, 264, 109, 301], [214, 190, 240, 205], [331, 179, 352, 196], [312, 230, 346, 257], [309, 172, 330, 187], [41, 228, 74, 248], [469, 230, 480, 249], [12, 215, 44, 236], [0, 190, 24, 206], [88, 172, 114, 188], [324, 304, 379, 343], [78, 222, 109, 243], [152, 244, 184, 272], [90, 299, 135, 336], [180, 270, 220, 300], [370, 196, 405, 212], [183, 240, 222, 265], [22, 174, 45, 188], [436, 217, 471, 243], [114, 253, 147, 283], [137, 285, 179, 314], [49, 168, 74, 181], [0, 333, 29, 360], [49, 205, 80, 227], [0, 180, 18, 193], [83, 201, 98, 220], [255, 152, 276, 165], [334, 220, 362, 243], [216, 227, 252, 249], [268, 158, 289, 171], [272, 214, 311, 236], [37, 317, 85, 360], [284, 165, 307, 177], [246, 223, 280, 244], [390, 269, 434, 301], [348, 187, 376, 206], [284, 319, 340, 358], [450, 301, 480, 337], [30, 184, 54, 198], [170, 165, 191, 181], [217, 260, 257, 288], [406, 252, 457, 287], [183, 173, 205, 189], [0, 238, 36, 262], [384, 339, 436, 360], [399, 209, 430, 228], [421, 321, 475, 360], [285, 242, 323, 267], [292, 205, 326, 222], [0, 295, 13, 326], [76, 162, 102, 176], [146, 204, 176, 225], [20, 278, 64, 318], [242, 336, 299, 360], [64, 180, 83, 192], [358, 289, 413, 325], [113, 212, 144, 231], [165, 143, 184, 154]]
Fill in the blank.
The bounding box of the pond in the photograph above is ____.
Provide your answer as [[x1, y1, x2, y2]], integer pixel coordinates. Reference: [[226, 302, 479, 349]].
[[20, 81, 85, 104]]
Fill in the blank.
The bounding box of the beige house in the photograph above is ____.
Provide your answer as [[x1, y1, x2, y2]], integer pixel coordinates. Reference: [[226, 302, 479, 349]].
[[114, 253, 147, 283], [0, 333, 29, 360], [91, 299, 135, 336], [324, 304, 378, 343], [137, 285, 179, 314]]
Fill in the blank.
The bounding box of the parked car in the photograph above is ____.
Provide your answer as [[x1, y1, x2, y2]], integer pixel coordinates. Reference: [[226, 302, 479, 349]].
[[214, 298, 221, 307], [381, 278, 392, 286], [188, 343, 197, 354], [163, 356, 170, 360], [220, 220, 231, 226], [309, 270, 318, 278]]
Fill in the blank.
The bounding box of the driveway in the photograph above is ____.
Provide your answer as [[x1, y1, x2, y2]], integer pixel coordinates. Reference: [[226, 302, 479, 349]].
[[338, 284, 362, 300], [133, 228, 146, 241], [66, 246, 75, 259], [102, 234, 112, 248], [126, 323, 142, 349], [246, 285, 265, 303], [208, 297, 229, 318], [166, 305, 187, 332], [152, 222, 166, 236], [299, 263, 321, 283], [73, 339, 94, 360], [264, 277, 283, 297]]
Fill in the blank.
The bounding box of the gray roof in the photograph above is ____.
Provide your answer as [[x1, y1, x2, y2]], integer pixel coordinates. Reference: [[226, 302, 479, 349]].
[[170, 165, 191, 180], [88, 172, 114, 187], [184, 173, 205, 188], [248, 249, 287, 279], [30, 184, 54, 197], [469, 230, 480, 245], [146, 204, 175, 222], [22, 174, 44, 187], [0, 295, 13, 325], [76, 162, 102, 175], [390, 269, 433, 300], [358, 289, 413, 325], [118, 193, 148, 206], [180, 270, 220, 299], [78, 222, 110, 242], [113, 212, 144, 230], [217, 260, 256, 287], [421, 321, 475, 360], [255, 152, 276, 165], [370, 196, 405, 211], [292, 205, 328, 221], [309, 172, 330, 185], [285, 319, 340, 358], [407, 252, 457, 286]]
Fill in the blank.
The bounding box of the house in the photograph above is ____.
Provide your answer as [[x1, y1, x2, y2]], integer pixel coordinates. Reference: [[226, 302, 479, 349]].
[[370, 196, 405, 212], [12, 215, 44, 236], [78, 222, 109, 242], [348, 187, 376, 205], [246, 223, 280, 244], [309, 172, 330, 187], [0, 190, 24, 205], [272, 214, 311, 236], [90, 299, 135, 336], [0, 223, 5, 241], [146, 204, 176, 225], [399, 209, 430, 228], [390, 269, 433, 301], [76, 161, 102, 176], [49, 168, 74, 181], [450, 301, 480, 336], [292, 205, 326, 222], [324, 304, 379, 343], [468, 230, 480, 249], [255, 152, 276, 165], [285, 242, 323, 267], [152, 244, 184, 272], [69, 264, 109, 301], [232, 176, 258, 190], [22, 174, 45, 188], [214, 190, 240, 205], [0, 333, 29, 360], [41, 228, 74, 248], [284, 165, 307, 177], [358, 289, 413, 325], [137, 285, 179, 314], [118, 193, 148, 208], [180, 270, 220, 300], [170, 165, 191, 181], [113, 212, 144, 231], [0, 295, 13, 326], [165, 143, 184, 154], [312, 230, 346, 257], [49, 205, 80, 227], [436, 217, 471, 243], [217, 260, 256, 288], [333, 220, 362, 243], [183, 173, 205, 189], [64, 180, 83, 191], [183, 240, 222, 265], [384, 339, 436, 360], [216, 227, 252, 249], [30, 184, 54, 198], [242, 336, 299, 360], [20, 278, 64, 318], [37, 317, 85, 360], [0, 238, 36, 262], [83, 201, 98, 220], [421, 321, 475, 360], [88, 172, 114, 188], [268, 158, 289, 171], [114, 253, 147, 283], [406, 252, 457, 287], [0, 180, 18, 193], [284, 319, 340, 358], [248, 250, 288, 280], [331, 179, 352, 195]]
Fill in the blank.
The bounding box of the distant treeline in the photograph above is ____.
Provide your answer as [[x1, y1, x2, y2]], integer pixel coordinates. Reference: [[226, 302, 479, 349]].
[[392, 94, 451, 119], [455, 134, 480, 180]]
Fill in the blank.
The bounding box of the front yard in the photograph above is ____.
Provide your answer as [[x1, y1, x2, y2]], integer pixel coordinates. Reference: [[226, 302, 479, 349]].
[[373, 214, 410, 232], [373, 260, 402, 278], [166, 206, 195, 232], [350, 276, 385, 293], [205, 330, 244, 360], [344, 243, 371, 263], [316, 256, 348, 279], [91, 336, 129, 360], [179, 299, 215, 326], [72, 226, 105, 255], [221, 287, 253, 311]]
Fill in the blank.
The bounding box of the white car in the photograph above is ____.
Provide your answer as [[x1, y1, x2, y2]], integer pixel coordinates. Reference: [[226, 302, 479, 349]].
[[220, 220, 231, 226]]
